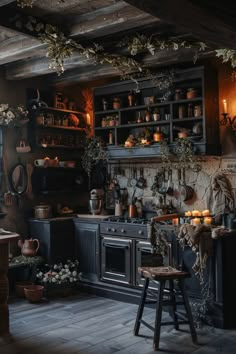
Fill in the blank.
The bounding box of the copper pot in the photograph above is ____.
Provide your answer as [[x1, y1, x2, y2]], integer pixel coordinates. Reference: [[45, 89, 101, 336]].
[[128, 204, 137, 218]]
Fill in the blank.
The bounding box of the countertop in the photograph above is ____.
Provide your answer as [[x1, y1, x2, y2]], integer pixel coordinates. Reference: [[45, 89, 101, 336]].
[[76, 214, 111, 220]]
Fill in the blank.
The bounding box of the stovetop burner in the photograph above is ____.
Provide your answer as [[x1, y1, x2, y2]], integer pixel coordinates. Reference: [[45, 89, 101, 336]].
[[104, 216, 149, 225]]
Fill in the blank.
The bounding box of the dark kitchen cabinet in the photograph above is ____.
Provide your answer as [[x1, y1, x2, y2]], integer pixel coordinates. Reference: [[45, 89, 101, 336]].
[[179, 233, 236, 329], [28, 218, 75, 264], [93, 65, 220, 158], [73, 218, 100, 282]]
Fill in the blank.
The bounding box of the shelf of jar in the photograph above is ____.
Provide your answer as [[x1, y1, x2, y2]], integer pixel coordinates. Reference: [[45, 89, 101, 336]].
[[94, 97, 203, 114], [95, 120, 171, 129], [39, 106, 84, 115], [38, 144, 83, 149], [36, 124, 87, 131], [106, 140, 212, 159]]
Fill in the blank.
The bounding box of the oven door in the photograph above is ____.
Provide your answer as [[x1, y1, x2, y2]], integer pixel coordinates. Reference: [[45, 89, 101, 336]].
[[101, 236, 132, 285], [135, 240, 172, 287]]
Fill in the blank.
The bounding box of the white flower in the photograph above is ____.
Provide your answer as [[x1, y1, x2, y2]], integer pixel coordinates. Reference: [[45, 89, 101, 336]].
[[72, 271, 77, 276], [7, 111, 15, 119], [52, 278, 56, 283]]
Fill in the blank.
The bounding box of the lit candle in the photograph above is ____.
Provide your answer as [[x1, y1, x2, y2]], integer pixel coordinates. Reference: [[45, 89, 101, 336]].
[[222, 99, 227, 114], [192, 218, 201, 226], [202, 209, 210, 217], [192, 210, 201, 217], [204, 216, 212, 225], [172, 218, 179, 226], [185, 211, 192, 217]]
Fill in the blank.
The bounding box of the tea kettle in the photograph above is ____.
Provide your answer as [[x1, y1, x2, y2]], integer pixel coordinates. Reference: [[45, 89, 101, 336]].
[[18, 238, 40, 257]]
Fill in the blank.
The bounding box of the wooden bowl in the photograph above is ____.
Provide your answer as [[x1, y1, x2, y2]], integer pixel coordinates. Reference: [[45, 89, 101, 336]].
[[15, 281, 34, 298], [24, 285, 44, 303]]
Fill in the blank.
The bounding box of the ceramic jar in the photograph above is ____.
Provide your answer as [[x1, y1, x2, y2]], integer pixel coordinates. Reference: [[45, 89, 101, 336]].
[[187, 88, 197, 99], [174, 89, 183, 100], [113, 97, 121, 110]]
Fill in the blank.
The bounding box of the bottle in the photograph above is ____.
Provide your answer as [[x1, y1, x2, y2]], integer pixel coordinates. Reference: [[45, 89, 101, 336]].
[[109, 130, 113, 145], [187, 103, 194, 117], [153, 127, 163, 142]]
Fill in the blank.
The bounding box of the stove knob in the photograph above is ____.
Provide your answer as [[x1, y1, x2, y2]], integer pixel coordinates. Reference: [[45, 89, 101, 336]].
[[111, 228, 116, 232], [120, 228, 126, 233], [106, 228, 111, 232], [138, 230, 143, 235]]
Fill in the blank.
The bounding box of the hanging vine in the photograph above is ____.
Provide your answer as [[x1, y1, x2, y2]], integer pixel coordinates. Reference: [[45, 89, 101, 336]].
[[14, 3, 236, 81]]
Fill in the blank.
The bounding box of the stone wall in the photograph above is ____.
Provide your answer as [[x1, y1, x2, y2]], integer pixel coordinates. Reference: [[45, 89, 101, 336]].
[[110, 156, 236, 215]]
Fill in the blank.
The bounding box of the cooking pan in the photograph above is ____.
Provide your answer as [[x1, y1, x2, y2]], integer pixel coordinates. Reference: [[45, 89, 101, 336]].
[[179, 168, 194, 202]]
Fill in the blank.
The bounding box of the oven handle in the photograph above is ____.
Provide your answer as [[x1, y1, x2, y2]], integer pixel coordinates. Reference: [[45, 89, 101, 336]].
[[103, 243, 129, 249], [137, 247, 152, 252]]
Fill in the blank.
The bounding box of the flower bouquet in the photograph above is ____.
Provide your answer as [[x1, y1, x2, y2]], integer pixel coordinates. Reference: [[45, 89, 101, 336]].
[[0, 103, 29, 126], [36, 259, 80, 296]]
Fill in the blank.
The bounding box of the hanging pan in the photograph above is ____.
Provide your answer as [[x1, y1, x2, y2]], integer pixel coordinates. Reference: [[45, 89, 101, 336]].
[[179, 168, 194, 202]]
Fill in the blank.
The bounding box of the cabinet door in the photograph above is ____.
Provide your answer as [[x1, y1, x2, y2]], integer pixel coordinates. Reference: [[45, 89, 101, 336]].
[[29, 219, 75, 264], [74, 222, 99, 282]]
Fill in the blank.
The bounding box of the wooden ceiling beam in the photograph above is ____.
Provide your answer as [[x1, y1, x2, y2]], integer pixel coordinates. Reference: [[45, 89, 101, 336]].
[[124, 0, 236, 49], [0, 0, 15, 6], [5, 46, 212, 83], [0, 3, 158, 66]]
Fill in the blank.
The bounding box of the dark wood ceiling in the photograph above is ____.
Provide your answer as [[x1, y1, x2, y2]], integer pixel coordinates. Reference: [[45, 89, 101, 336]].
[[0, 0, 235, 86]]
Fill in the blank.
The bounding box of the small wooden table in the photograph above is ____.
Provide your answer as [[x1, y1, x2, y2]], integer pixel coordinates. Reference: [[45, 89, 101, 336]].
[[0, 233, 19, 336]]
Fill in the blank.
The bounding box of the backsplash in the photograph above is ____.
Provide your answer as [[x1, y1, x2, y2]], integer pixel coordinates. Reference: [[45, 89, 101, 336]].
[[109, 157, 236, 215]]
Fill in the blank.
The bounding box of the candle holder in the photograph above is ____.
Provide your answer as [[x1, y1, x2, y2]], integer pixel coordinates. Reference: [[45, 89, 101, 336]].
[[220, 112, 236, 127]]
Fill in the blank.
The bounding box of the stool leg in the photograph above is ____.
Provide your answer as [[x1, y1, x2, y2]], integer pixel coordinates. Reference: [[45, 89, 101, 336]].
[[169, 279, 179, 330], [134, 278, 149, 336], [153, 280, 165, 351], [179, 279, 197, 344]]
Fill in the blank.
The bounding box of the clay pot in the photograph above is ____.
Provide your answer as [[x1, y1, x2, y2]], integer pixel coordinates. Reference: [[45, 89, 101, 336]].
[[24, 285, 44, 303]]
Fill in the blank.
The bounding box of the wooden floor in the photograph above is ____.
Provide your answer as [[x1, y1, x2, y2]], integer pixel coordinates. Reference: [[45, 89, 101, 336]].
[[1, 292, 236, 353]]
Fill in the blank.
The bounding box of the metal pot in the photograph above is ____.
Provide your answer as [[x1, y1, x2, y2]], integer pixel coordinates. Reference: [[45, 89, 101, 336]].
[[89, 198, 103, 215], [34, 204, 52, 219]]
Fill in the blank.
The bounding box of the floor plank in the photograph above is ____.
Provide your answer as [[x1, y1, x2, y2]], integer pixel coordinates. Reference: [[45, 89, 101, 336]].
[[0, 293, 235, 353]]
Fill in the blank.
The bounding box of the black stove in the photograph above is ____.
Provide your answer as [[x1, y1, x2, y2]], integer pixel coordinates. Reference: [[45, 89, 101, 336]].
[[100, 216, 150, 239], [104, 216, 150, 225]]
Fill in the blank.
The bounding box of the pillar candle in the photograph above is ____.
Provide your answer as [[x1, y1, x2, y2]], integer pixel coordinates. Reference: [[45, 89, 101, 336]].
[[222, 99, 227, 114], [192, 210, 201, 217], [185, 211, 192, 217], [204, 217, 212, 225], [172, 218, 179, 226], [202, 209, 210, 217], [192, 218, 201, 226]]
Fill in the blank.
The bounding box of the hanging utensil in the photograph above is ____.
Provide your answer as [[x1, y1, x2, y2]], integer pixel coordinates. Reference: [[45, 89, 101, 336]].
[[2, 154, 13, 206], [136, 167, 146, 189], [166, 169, 174, 196], [130, 167, 137, 187]]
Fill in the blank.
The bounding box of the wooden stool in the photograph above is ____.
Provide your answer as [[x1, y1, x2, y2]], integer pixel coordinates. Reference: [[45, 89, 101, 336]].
[[134, 266, 197, 351]]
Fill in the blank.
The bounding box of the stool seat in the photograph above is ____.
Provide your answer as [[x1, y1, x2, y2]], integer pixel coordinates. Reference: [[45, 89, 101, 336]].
[[134, 266, 197, 351], [138, 266, 190, 280]]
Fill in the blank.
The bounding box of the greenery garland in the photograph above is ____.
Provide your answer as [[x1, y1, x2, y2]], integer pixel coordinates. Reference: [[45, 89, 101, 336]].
[[14, 5, 236, 80]]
